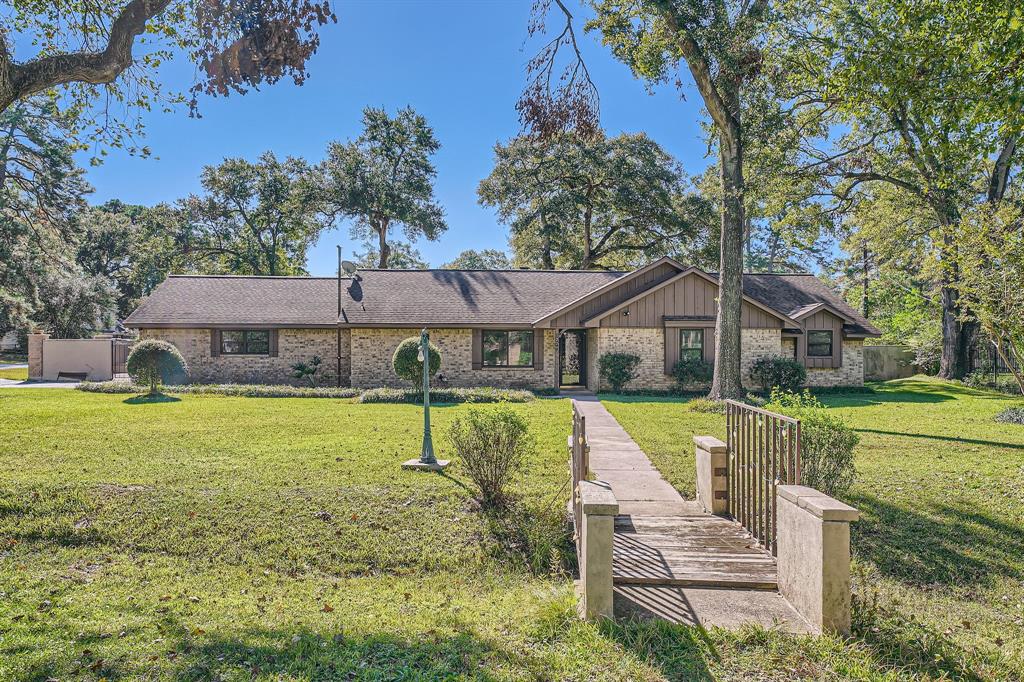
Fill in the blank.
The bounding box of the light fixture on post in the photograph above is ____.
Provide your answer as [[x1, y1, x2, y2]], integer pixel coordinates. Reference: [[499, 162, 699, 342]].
[[402, 328, 450, 472]]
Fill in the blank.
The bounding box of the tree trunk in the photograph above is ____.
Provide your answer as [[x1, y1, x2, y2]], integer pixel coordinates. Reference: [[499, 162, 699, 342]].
[[937, 224, 972, 379], [861, 243, 870, 318], [709, 118, 745, 400], [376, 220, 391, 269]]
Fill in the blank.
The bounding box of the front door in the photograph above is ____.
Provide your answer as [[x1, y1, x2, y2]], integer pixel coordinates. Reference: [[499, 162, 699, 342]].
[[559, 330, 587, 387]]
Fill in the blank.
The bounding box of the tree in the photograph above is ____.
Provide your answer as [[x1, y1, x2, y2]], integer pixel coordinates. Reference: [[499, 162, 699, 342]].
[[321, 106, 447, 268], [126, 338, 188, 395], [954, 205, 1024, 393], [176, 152, 329, 276], [587, 0, 776, 398], [777, 0, 1024, 378], [1, 1, 336, 152], [31, 267, 117, 338], [352, 240, 428, 270], [478, 132, 711, 270], [442, 249, 513, 270]]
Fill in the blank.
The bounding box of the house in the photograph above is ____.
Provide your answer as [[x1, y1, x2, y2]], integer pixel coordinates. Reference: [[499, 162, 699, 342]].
[[123, 257, 880, 391]]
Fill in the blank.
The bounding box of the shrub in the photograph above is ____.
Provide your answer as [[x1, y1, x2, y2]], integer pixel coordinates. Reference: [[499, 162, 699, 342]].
[[446, 406, 534, 508], [290, 355, 322, 386], [78, 381, 361, 399], [766, 389, 858, 497], [672, 357, 713, 389], [392, 336, 441, 386], [686, 397, 725, 414], [359, 386, 534, 404], [750, 355, 806, 393], [125, 339, 187, 395], [995, 407, 1024, 425], [598, 352, 641, 393]]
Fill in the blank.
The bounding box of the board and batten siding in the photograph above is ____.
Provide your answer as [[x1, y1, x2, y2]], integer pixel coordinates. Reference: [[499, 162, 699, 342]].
[[797, 310, 844, 368], [598, 273, 783, 329], [545, 262, 678, 329]]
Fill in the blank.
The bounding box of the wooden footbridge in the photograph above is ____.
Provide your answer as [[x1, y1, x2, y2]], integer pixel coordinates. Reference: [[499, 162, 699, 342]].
[[569, 395, 858, 633]]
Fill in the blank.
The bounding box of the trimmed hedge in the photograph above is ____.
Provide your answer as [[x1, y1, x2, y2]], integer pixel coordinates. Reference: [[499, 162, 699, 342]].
[[393, 336, 441, 385], [79, 381, 361, 399], [750, 355, 806, 393], [598, 353, 641, 393], [359, 387, 534, 404]]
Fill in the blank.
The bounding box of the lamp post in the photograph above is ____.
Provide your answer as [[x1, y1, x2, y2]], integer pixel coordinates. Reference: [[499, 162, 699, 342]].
[[418, 328, 436, 464], [402, 328, 449, 471]]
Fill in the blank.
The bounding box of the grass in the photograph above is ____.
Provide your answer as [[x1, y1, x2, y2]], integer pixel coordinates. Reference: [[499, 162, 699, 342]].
[[604, 376, 1024, 679], [0, 366, 27, 381], [2, 379, 1024, 679]]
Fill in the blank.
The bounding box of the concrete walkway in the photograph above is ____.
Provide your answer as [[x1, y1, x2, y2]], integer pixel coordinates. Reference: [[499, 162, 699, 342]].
[[572, 395, 810, 632]]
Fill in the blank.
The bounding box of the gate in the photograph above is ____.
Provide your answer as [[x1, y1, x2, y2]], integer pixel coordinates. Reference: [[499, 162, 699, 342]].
[[111, 338, 132, 375], [725, 400, 801, 555]]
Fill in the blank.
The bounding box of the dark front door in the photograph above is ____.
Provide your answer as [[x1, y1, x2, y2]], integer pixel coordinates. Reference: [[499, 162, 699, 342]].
[[559, 330, 587, 387]]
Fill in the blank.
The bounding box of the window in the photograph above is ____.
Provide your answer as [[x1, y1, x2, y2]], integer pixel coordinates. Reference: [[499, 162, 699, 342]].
[[482, 330, 534, 367], [807, 330, 833, 357], [221, 330, 270, 355], [679, 329, 704, 362]]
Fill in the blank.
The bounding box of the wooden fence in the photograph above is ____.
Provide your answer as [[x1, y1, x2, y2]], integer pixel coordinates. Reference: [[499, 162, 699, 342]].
[[570, 400, 590, 545], [725, 399, 801, 555]]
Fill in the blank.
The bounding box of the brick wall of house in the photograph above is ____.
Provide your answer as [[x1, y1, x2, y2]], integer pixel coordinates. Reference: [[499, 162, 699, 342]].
[[593, 327, 674, 391], [741, 328, 784, 386], [349, 328, 557, 390], [140, 328, 348, 386], [805, 339, 864, 387]]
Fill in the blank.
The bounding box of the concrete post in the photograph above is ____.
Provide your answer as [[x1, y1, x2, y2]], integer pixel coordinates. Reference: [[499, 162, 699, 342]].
[[694, 435, 728, 515], [776, 485, 859, 634], [27, 332, 47, 381], [578, 480, 618, 620]]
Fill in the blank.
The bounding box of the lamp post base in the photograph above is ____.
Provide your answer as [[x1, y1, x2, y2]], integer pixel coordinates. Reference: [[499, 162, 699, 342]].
[[401, 458, 451, 472]]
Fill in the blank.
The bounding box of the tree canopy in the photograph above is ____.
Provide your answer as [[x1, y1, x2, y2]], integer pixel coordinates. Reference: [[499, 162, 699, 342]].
[[442, 249, 512, 270], [321, 106, 447, 268], [479, 132, 712, 270]]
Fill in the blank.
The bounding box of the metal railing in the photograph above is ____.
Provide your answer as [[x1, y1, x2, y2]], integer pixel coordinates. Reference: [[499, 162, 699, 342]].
[[725, 399, 801, 555], [570, 400, 590, 545]]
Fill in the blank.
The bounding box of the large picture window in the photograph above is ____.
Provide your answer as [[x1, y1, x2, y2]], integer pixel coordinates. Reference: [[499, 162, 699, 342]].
[[221, 330, 270, 355], [482, 330, 534, 367], [679, 329, 704, 362], [807, 330, 833, 357]]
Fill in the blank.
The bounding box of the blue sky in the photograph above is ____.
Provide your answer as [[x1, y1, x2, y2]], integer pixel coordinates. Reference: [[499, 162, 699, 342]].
[[81, 0, 711, 275]]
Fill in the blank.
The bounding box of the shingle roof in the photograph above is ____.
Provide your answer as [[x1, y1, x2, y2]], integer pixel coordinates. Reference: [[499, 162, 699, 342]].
[[124, 270, 626, 328], [741, 274, 881, 336], [124, 267, 880, 336]]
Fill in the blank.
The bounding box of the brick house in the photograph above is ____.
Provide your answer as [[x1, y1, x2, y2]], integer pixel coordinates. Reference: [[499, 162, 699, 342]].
[[124, 257, 880, 391]]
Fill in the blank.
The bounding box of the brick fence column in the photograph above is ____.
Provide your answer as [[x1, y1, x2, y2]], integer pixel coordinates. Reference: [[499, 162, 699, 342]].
[[28, 331, 48, 381], [694, 435, 728, 515]]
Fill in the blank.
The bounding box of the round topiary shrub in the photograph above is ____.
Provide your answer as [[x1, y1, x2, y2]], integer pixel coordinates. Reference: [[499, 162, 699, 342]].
[[392, 336, 441, 386], [126, 339, 188, 395], [750, 355, 807, 393]]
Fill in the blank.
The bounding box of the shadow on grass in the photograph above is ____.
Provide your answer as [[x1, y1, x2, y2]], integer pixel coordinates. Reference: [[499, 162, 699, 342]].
[[854, 427, 1024, 451], [601, 619, 718, 681], [849, 491, 1024, 587], [123, 393, 181, 404]]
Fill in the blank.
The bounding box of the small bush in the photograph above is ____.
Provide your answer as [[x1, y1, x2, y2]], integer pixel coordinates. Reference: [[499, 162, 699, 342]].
[[995, 407, 1024, 425], [672, 357, 713, 390], [686, 397, 725, 414], [392, 336, 441, 385], [598, 353, 641, 393], [358, 386, 534, 404], [78, 381, 361, 399], [766, 389, 858, 497], [290, 355, 322, 386], [125, 339, 187, 395], [446, 406, 534, 508], [750, 355, 806, 393]]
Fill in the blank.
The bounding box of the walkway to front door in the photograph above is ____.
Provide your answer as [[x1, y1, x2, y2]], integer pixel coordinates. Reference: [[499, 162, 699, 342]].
[[570, 394, 811, 631]]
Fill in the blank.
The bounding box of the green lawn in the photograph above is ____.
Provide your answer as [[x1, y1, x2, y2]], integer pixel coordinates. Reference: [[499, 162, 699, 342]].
[[604, 376, 1024, 680], [0, 366, 27, 381], [2, 381, 1023, 680]]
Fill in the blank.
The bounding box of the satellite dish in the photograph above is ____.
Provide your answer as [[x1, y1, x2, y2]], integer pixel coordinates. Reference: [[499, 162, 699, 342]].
[[340, 260, 358, 276]]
